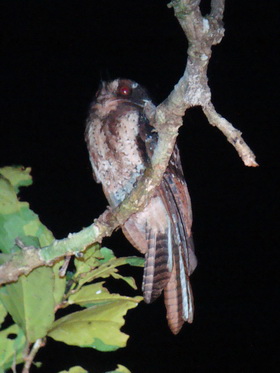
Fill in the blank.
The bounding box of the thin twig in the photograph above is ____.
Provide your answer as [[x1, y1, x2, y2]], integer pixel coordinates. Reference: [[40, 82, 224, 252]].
[[203, 103, 258, 166]]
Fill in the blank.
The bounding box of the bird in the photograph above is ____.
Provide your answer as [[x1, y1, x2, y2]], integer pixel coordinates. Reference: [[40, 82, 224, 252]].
[[85, 78, 197, 334]]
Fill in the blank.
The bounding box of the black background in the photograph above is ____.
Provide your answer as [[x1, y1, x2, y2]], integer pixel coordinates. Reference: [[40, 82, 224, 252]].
[[0, 1, 279, 372]]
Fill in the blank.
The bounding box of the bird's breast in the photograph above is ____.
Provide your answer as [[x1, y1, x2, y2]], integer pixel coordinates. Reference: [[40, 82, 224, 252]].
[[87, 107, 145, 206]]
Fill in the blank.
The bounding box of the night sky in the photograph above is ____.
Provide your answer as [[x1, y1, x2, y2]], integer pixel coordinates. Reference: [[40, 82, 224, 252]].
[[0, 1, 279, 372]]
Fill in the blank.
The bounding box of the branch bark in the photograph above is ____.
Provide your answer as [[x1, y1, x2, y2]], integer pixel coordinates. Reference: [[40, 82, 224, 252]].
[[0, 0, 257, 285]]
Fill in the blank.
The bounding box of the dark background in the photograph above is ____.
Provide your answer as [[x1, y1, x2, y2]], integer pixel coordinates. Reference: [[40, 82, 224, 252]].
[[0, 1, 279, 372]]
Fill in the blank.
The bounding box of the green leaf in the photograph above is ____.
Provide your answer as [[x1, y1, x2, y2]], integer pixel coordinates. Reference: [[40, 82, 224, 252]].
[[75, 255, 144, 290], [106, 365, 131, 373], [0, 252, 13, 266], [93, 256, 143, 281], [99, 247, 116, 263], [0, 166, 32, 193], [58, 366, 88, 373], [0, 324, 26, 371], [52, 260, 67, 306], [115, 365, 131, 373], [0, 170, 54, 254], [48, 297, 142, 351], [73, 245, 144, 292], [110, 274, 137, 290], [0, 267, 55, 342], [123, 256, 144, 267], [68, 282, 142, 308], [74, 244, 102, 278], [0, 302, 7, 326]]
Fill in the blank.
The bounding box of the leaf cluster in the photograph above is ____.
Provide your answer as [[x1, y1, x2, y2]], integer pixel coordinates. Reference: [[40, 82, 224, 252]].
[[0, 167, 144, 373]]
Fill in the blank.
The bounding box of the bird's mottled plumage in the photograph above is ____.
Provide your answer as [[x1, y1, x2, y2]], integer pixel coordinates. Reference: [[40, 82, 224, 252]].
[[85, 79, 197, 334]]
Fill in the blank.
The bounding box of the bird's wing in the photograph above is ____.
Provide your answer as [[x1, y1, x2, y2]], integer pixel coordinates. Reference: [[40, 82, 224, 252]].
[[160, 164, 196, 334], [123, 145, 197, 334]]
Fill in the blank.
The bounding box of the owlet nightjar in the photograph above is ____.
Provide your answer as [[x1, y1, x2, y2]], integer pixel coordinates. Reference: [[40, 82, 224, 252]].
[[85, 79, 197, 334]]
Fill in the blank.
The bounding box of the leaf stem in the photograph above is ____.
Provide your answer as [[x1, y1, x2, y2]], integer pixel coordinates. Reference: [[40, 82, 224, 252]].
[[22, 338, 45, 373]]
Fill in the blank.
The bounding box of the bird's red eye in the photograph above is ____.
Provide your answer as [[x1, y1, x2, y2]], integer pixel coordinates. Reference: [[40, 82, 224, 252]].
[[118, 84, 131, 96]]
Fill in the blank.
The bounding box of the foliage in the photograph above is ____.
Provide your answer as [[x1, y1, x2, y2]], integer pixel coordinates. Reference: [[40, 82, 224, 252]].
[[0, 167, 143, 372], [58, 364, 131, 373]]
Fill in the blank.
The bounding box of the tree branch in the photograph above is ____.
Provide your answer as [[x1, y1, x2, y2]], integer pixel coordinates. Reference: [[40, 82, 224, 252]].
[[0, 0, 257, 285], [165, 0, 258, 166], [202, 102, 258, 166]]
